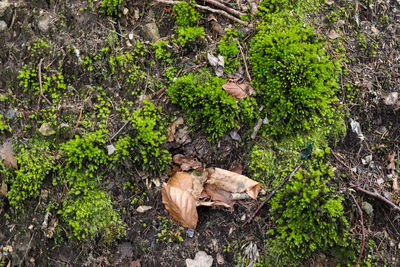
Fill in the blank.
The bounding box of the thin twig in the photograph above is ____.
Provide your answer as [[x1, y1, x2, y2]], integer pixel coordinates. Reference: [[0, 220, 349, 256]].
[[350, 183, 400, 213], [36, 58, 53, 111], [237, 41, 251, 82], [19, 232, 35, 266], [109, 121, 130, 141], [155, 0, 249, 26], [200, 0, 246, 18], [243, 162, 304, 226], [350, 193, 365, 267]]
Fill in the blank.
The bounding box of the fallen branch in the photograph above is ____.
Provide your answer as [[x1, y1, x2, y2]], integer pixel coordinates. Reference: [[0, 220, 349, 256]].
[[36, 58, 53, 111], [350, 193, 365, 267], [350, 183, 400, 213], [243, 162, 304, 226], [200, 0, 246, 18], [155, 0, 249, 26], [237, 41, 251, 82]]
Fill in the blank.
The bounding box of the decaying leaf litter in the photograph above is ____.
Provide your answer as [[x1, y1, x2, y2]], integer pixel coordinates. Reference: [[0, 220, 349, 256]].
[[0, 0, 399, 266]]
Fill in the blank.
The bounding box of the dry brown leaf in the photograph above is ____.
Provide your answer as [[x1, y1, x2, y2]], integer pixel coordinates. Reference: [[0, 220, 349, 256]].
[[222, 81, 254, 99], [0, 181, 7, 197], [205, 184, 235, 208], [0, 141, 17, 169], [386, 153, 396, 171], [192, 171, 208, 201], [130, 259, 141, 267], [173, 154, 202, 171], [229, 164, 243, 175], [162, 172, 198, 229], [207, 168, 261, 200], [167, 117, 184, 142]]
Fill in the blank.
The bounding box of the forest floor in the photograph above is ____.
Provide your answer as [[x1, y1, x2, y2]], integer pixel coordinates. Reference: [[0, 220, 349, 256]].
[[0, 0, 400, 266]]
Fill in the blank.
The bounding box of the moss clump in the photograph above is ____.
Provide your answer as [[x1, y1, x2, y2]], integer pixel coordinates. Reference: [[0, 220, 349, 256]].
[[5, 140, 54, 210], [261, 148, 349, 265], [218, 28, 241, 74], [249, 17, 343, 140], [100, 0, 122, 17], [113, 100, 171, 175], [173, 1, 204, 47], [60, 188, 125, 243], [167, 70, 257, 140]]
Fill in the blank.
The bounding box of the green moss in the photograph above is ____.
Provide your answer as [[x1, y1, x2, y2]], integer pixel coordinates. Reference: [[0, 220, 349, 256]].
[[249, 16, 343, 141], [113, 100, 171, 175], [0, 114, 10, 133], [218, 28, 241, 74], [173, 1, 204, 47], [173, 0, 199, 27], [152, 40, 173, 64], [100, 0, 122, 17], [60, 188, 125, 243], [5, 140, 54, 210], [261, 148, 350, 265], [167, 70, 257, 140]]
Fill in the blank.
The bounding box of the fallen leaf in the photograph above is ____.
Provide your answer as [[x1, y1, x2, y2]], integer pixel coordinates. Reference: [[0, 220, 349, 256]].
[[136, 205, 152, 213], [185, 251, 213, 267], [162, 172, 198, 229], [1, 181, 7, 197], [207, 168, 261, 200], [328, 29, 339, 39], [222, 81, 254, 99], [191, 171, 208, 201], [350, 118, 364, 141], [216, 253, 225, 265], [0, 141, 17, 169], [130, 259, 141, 267], [207, 53, 224, 77], [386, 153, 396, 171], [205, 184, 234, 208], [229, 164, 243, 174], [383, 92, 398, 106], [167, 117, 184, 142], [173, 154, 202, 171]]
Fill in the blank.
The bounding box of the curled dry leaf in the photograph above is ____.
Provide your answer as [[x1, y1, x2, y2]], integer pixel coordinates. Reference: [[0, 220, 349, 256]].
[[136, 205, 153, 213], [386, 153, 396, 171], [222, 81, 254, 99], [167, 117, 184, 142], [173, 154, 202, 171], [207, 168, 260, 200], [205, 184, 234, 208], [0, 141, 17, 169], [161, 172, 198, 229]]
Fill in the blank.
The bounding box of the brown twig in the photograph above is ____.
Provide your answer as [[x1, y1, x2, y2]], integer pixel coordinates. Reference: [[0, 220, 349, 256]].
[[350, 183, 400, 213], [350, 193, 365, 267], [200, 0, 246, 18], [36, 58, 53, 111], [243, 162, 304, 226], [155, 0, 249, 26], [237, 41, 251, 82]]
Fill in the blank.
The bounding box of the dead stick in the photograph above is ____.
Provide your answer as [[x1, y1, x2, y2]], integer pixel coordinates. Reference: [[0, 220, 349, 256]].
[[201, 0, 246, 18], [350, 183, 400, 213], [36, 58, 53, 111], [243, 162, 304, 226], [237, 41, 251, 82], [350, 193, 365, 267], [155, 0, 248, 26]]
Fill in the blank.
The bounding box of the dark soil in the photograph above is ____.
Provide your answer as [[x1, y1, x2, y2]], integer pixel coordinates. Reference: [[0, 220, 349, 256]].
[[0, 0, 399, 266]]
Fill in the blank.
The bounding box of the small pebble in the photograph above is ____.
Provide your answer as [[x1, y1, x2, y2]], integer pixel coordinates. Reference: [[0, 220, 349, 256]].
[[186, 228, 195, 238], [0, 20, 7, 32]]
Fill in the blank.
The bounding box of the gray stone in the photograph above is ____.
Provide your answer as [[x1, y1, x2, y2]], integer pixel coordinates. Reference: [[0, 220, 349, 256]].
[[143, 22, 160, 42], [5, 108, 19, 120], [362, 201, 374, 215], [39, 123, 54, 136], [0, 20, 6, 32], [38, 14, 51, 33], [0, 0, 10, 17]]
